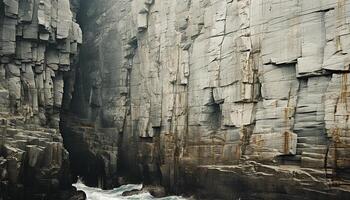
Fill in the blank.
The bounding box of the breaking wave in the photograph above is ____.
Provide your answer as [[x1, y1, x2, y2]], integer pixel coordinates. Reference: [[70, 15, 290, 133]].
[[73, 181, 187, 200]]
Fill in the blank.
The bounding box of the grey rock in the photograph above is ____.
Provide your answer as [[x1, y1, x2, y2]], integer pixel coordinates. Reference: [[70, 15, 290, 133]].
[[19, 0, 34, 22], [0, 0, 82, 199], [57, 0, 73, 39], [3, 0, 18, 18], [60, 1, 350, 199], [1, 0, 350, 199]]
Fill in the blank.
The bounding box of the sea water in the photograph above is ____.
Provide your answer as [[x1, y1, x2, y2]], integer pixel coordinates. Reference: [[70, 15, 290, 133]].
[[73, 181, 187, 200]]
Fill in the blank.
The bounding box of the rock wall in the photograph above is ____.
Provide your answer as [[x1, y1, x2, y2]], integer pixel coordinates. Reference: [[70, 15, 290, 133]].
[[62, 0, 350, 199], [0, 0, 82, 199]]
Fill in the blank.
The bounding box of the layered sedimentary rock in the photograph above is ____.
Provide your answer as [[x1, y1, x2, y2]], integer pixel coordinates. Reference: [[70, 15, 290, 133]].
[[62, 0, 350, 199], [0, 0, 82, 199]]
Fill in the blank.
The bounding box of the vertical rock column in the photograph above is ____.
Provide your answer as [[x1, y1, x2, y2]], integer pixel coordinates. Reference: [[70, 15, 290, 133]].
[[0, 0, 82, 199]]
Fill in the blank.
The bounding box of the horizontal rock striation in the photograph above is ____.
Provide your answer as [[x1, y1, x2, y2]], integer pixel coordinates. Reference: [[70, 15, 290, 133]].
[[62, 0, 350, 199], [0, 0, 82, 199]]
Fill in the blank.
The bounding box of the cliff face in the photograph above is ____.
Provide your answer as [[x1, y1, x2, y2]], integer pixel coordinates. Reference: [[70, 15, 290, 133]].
[[0, 0, 82, 199], [62, 0, 350, 199], [2, 0, 350, 199]]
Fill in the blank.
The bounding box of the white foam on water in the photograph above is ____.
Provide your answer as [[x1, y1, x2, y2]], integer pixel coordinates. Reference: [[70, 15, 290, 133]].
[[73, 181, 187, 200]]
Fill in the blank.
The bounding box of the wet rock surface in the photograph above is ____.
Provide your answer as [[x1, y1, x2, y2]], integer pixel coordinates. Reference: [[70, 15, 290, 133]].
[[122, 185, 166, 198], [195, 162, 350, 200]]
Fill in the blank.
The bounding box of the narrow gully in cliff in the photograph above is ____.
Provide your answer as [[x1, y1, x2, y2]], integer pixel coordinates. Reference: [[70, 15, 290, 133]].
[[59, 0, 152, 191], [59, 0, 168, 192]]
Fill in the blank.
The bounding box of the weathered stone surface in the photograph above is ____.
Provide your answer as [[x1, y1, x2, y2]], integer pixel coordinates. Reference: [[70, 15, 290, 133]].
[[57, 0, 73, 39], [60, 0, 350, 199], [249, 131, 298, 160], [0, 0, 82, 199], [195, 162, 350, 200], [2, 0, 349, 199]]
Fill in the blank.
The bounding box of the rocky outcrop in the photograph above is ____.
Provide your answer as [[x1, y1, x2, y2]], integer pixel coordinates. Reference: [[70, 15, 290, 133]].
[[61, 0, 350, 199], [0, 0, 82, 199]]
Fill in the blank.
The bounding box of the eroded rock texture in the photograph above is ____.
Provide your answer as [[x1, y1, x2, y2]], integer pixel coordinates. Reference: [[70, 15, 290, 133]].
[[0, 0, 82, 199], [62, 0, 350, 199]]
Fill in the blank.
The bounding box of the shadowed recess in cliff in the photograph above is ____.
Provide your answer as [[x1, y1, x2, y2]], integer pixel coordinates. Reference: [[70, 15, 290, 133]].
[[60, 0, 125, 190]]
